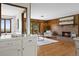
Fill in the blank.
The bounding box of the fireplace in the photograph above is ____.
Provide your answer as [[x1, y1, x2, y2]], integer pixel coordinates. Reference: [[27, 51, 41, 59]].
[[62, 32, 71, 37]]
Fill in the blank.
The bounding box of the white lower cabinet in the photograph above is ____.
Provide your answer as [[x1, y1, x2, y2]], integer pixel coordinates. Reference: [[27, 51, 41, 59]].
[[73, 38, 79, 55], [0, 47, 19, 56], [0, 38, 22, 56], [0, 36, 37, 56], [22, 38, 37, 56]]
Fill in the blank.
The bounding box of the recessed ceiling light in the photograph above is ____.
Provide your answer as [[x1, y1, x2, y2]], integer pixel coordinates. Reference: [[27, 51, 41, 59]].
[[41, 16, 44, 17]]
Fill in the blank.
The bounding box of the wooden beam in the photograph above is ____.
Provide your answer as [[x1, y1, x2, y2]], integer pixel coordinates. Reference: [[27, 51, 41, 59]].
[[3, 3, 27, 9], [22, 8, 27, 34], [22, 12, 24, 34], [0, 3, 1, 36], [78, 14, 79, 36]]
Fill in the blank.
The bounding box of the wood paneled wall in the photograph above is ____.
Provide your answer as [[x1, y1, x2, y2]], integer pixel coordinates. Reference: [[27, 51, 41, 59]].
[[22, 13, 24, 34], [39, 22, 47, 33], [0, 3, 1, 36], [31, 19, 46, 33], [30, 19, 59, 33], [22, 15, 26, 34], [31, 14, 79, 35], [47, 19, 59, 29], [75, 14, 79, 36]]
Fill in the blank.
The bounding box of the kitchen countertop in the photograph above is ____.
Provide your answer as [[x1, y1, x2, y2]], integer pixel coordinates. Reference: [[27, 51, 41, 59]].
[[0, 36, 23, 42]]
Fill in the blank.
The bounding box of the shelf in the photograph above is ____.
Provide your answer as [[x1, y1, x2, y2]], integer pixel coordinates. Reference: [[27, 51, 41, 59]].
[[59, 16, 74, 25], [59, 21, 74, 25]]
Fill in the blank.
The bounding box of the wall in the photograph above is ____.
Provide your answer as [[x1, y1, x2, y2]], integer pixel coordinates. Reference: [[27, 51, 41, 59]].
[[30, 19, 47, 34], [6, 3, 31, 35], [31, 15, 78, 36], [58, 25, 78, 35], [47, 19, 59, 31], [39, 22, 47, 33], [47, 15, 78, 36], [11, 3, 31, 35]]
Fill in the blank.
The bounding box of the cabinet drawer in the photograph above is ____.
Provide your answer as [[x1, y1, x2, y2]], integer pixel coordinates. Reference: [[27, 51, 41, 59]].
[[0, 39, 21, 49], [0, 41, 12, 48], [23, 40, 36, 46]]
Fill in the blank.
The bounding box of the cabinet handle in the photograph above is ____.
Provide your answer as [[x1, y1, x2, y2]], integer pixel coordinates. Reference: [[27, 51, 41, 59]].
[[22, 48, 24, 50], [17, 49, 20, 51], [28, 40, 32, 42], [7, 43, 13, 45]]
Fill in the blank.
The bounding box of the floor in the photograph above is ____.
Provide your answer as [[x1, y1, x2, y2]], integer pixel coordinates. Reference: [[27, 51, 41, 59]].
[[37, 37, 76, 56]]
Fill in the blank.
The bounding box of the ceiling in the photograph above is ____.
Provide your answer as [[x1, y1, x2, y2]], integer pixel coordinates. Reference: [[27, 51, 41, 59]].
[[2, 3, 79, 20], [31, 3, 79, 20], [1, 4, 25, 18]]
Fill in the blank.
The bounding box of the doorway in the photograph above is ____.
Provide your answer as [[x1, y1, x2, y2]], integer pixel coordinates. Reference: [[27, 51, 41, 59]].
[[0, 3, 27, 35]]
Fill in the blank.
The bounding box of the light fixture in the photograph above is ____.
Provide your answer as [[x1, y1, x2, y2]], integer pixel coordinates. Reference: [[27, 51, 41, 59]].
[[41, 16, 44, 17]]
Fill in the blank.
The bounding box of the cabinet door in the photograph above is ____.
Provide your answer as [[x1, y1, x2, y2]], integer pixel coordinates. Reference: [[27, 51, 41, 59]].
[[22, 36, 37, 56], [15, 38, 22, 56], [0, 39, 22, 56], [0, 47, 18, 56]]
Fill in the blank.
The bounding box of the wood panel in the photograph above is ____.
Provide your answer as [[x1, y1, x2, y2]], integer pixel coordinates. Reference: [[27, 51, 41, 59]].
[[78, 14, 79, 36], [39, 22, 47, 33], [30, 19, 47, 34], [30, 19, 59, 34], [31, 19, 45, 23], [4, 3, 27, 9], [74, 15, 79, 25], [74, 14, 79, 36], [47, 19, 59, 30], [22, 13, 24, 34], [39, 22, 45, 33], [22, 13, 27, 34], [0, 3, 1, 36]]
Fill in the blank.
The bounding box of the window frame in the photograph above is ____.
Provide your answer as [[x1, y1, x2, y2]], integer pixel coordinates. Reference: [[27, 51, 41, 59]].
[[1, 19, 11, 33]]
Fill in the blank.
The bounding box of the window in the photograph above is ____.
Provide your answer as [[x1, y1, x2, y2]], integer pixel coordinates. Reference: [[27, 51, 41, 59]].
[[6, 19, 11, 33], [1, 19, 11, 33], [1, 19, 4, 32]]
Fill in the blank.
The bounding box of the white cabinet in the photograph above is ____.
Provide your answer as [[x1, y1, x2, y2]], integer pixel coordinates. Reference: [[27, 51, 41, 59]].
[[0, 47, 19, 56], [73, 38, 79, 48], [74, 40, 79, 48], [73, 37, 79, 55], [0, 38, 22, 56], [0, 35, 37, 56], [22, 36, 37, 56]]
